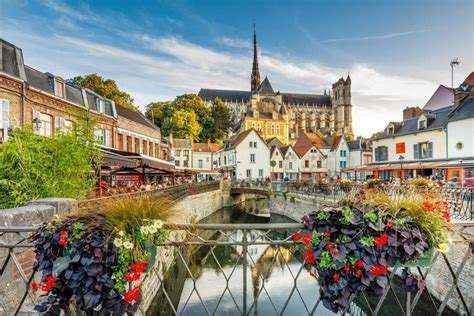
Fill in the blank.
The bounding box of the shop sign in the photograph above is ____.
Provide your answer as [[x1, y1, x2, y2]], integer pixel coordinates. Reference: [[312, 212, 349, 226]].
[[396, 142, 405, 154], [113, 174, 143, 182]]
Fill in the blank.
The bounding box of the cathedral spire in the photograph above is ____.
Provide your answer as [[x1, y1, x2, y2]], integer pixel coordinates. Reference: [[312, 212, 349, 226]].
[[251, 22, 261, 94]]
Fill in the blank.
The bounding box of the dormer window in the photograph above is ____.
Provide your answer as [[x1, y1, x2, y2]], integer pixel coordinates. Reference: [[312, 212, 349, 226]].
[[54, 77, 65, 98], [96, 98, 105, 113], [387, 126, 394, 135], [418, 119, 427, 130]]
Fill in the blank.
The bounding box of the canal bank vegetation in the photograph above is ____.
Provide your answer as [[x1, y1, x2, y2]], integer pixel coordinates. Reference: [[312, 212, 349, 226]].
[[293, 188, 452, 313], [29, 195, 176, 314], [0, 122, 101, 208]]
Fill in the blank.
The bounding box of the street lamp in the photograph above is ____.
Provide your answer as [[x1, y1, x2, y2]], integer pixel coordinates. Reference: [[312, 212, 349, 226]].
[[398, 155, 405, 181], [450, 58, 460, 104], [32, 117, 42, 132]]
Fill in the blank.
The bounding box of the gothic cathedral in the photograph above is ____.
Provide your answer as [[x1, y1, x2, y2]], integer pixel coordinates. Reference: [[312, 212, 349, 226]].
[[198, 26, 353, 144]]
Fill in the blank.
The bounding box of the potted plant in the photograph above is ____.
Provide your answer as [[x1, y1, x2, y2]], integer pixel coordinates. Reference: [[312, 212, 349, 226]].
[[29, 195, 173, 314], [293, 189, 451, 313]]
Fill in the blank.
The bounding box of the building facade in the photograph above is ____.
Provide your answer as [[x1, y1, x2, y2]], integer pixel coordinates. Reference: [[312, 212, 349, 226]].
[[198, 27, 353, 142], [216, 128, 270, 180], [293, 132, 328, 179]]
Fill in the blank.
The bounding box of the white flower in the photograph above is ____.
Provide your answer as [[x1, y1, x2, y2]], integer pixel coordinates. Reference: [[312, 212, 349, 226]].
[[122, 241, 134, 249], [113, 238, 123, 248], [149, 225, 158, 234], [118, 231, 125, 237], [153, 220, 163, 229]]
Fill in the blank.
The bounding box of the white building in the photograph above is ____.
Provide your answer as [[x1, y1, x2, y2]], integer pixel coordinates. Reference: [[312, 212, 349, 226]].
[[447, 97, 474, 159], [326, 135, 350, 179], [270, 146, 285, 180], [293, 132, 328, 179], [170, 137, 193, 169], [345, 139, 373, 181], [216, 128, 270, 180], [282, 145, 300, 180]]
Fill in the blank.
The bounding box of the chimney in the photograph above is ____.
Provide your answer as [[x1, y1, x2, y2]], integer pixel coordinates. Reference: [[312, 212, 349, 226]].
[[403, 106, 424, 120]]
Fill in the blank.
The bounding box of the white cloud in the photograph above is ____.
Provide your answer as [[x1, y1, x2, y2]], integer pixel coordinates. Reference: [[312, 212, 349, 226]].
[[322, 30, 425, 43], [2, 25, 437, 137], [221, 37, 252, 49]]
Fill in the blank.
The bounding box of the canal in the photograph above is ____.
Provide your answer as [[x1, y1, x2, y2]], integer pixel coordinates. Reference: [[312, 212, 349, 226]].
[[149, 203, 456, 316]]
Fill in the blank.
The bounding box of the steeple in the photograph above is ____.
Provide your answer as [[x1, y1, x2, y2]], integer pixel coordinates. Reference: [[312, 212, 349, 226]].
[[250, 22, 261, 94]]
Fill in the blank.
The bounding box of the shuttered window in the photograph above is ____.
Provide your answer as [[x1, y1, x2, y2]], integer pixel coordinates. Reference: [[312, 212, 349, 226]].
[[0, 99, 10, 142]]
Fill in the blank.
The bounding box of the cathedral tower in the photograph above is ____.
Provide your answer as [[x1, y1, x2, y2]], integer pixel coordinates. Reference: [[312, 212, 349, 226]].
[[332, 75, 353, 138], [250, 24, 261, 94]]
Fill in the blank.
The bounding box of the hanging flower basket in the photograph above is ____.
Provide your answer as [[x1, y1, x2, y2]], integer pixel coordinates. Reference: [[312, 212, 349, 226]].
[[293, 189, 451, 313]]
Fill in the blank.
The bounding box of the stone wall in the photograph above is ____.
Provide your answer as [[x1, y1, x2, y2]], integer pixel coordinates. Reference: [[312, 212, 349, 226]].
[[269, 192, 336, 221]]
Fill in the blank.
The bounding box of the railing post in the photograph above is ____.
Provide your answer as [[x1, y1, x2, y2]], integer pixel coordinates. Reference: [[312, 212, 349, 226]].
[[406, 292, 411, 316], [242, 228, 248, 315]]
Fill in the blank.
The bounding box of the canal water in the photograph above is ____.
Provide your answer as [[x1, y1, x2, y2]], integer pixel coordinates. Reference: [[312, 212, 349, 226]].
[[149, 204, 455, 316]]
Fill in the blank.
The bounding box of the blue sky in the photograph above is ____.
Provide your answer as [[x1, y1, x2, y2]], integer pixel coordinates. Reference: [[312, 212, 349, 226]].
[[1, 0, 472, 136]]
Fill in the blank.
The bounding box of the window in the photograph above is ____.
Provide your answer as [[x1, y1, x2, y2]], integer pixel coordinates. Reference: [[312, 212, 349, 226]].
[[148, 142, 153, 156], [175, 150, 181, 157], [94, 128, 105, 145], [155, 144, 160, 158], [135, 138, 140, 153], [184, 150, 190, 157], [418, 120, 427, 130], [117, 133, 124, 150], [126, 136, 132, 152], [250, 153, 256, 163], [276, 124, 280, 135], [224, 156, 227, 165], [289, 162, 293, 170], [340, 150, 347, 157], [206, 157, 209, 162], [414, 142, 433, 159], [184, 160, 189, 167], [317, 160, 322, 168], [0, 99, 9, 142], [246, 169, 252, 178], [340, 161, 347, 168], [259, 169, 264, 177], [249, 141, 253, 148], [249, 141, 257, 148], [305, 160, 309, 168], [198, 159, 203, 168], [278, 161, 283, 168], [38, 113, 53, 137], [271, 124, 275, 135], [387, 127, 394, 135], [175, 160, 180, 167], [374, 146, 388, 162], [142, 140, 147, 154]]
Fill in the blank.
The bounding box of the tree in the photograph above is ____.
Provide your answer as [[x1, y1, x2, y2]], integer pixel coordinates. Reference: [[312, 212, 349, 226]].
[[66, 74, 137, 111], [211, 97, 231, 143], [167, 109, 202, 141], [174, 94, 214, 142], [0, 124, 101, 208]]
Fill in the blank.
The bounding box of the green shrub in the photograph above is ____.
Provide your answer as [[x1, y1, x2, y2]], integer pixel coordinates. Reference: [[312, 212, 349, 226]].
[[0, 125, 102, 208]]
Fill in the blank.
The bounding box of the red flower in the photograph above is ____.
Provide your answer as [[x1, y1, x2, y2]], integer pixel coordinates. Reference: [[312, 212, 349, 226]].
[[369, 264, 388, 275], [326, 241, 332, 250], [31, 282, 38, 292], [325, 230, 331, 238], [292, 232, 302, 242], [124, 286, 140, 303], [343, 263, 351, 273], [442, 211, 451, 222], [354, 260, 364, 268], [100, 181, 108, 188], [144, 258, 150, 264], [45, 275, 57, 287], [330, 248, 338, 256], [135, 263, 146, 273], [354, 270, 362, 278], [423, 201, 435, 212], [58, 230, 68, 247], [332, 272, 341, 282], [302, 233, 312, 246], [387, 221, 393, 230], [374, 234, 389, 247], [125, 272, 134, 282], [133, 272, 141, 281], [303, 248, 316, 265]]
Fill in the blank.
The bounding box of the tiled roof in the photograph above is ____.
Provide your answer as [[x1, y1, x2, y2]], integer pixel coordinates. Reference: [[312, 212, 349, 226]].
[[266, 137, 284, 148], [348, 140, 361, 151], [329, 135, 342, 151], [116, 105, 159, 131], [463, 72, 474, 85], [172, 138, 193, 149], [293, 132, 328, 157], [376, 106, 455, 140], [304, 132, 329, 148], [198, 89, 252, 103], [258, 77, 274, 94], [223, 128, 267, 150], [449, 97, 474, 122], [193, 142, 221, 153], [281, 93, 331, 107]]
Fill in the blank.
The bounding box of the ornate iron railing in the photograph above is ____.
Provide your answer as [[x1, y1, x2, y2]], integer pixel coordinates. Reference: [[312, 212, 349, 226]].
[[0, 223, 473, 315]]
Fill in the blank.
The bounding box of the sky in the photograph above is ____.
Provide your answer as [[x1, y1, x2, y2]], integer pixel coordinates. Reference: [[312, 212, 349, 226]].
[[0, 0, 473, 137]]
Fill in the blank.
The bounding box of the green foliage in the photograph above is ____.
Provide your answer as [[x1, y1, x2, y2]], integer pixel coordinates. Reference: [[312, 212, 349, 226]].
[[339, 206, 353, 224], [360, 236, 375, 247], [0, 125, 101, 208], [316, 210, 330, 220], [364, 211, 378, 223], [146, 95, 232, 143], [67, 74, 137, 111]]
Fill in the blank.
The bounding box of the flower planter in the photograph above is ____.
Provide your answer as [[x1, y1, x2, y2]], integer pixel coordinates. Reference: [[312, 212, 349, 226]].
[[395, 247, 434, 268]]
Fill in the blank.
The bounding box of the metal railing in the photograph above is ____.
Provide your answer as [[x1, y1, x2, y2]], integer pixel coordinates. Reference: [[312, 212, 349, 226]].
[[0, 223, 473, 315], [78, 181, 220, 209]]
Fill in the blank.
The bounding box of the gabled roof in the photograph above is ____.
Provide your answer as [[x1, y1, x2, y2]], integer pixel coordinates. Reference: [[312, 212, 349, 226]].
[[172, 138, 193, 149], [116, 105, 159, 131], [224, 128, 268, 150], [293, 132, 329, 157], [376, 106, 455, 140], [198, 89, 251, 103], [258, 76, 274, 94], [462, 72, 474, 85], [270, 145, 283, 157], [266, 137, 284, 148], [193, 142, 222, 153], [423, 85, 453, 111], [448, 97, 474, 122], [329, 135, 343, 151]]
